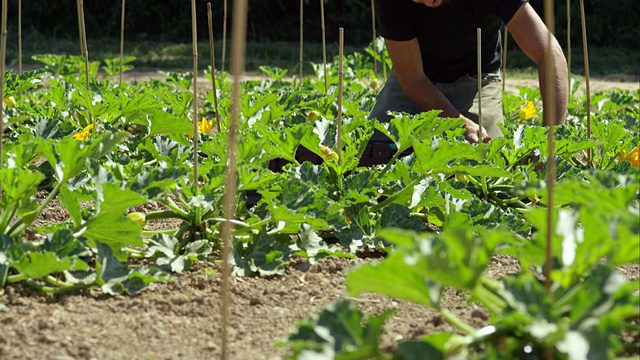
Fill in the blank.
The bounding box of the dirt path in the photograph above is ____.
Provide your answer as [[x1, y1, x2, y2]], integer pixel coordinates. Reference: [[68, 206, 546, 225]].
[[116, 68, 639, 95]]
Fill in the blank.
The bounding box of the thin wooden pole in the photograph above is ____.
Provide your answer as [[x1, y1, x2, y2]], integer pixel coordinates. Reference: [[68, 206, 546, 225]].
[[299, 0, 304, 80], [320, 0, 328, 93], [221, 0, 228, 73], [337, 28, 344, 166], [502, 28, 508, 93], [18, 0, 22, 74], [76, 0, 84, 54], [207, 2, 222, 132], [77, 0, 90, 91], [566, 0, 571, 79], [579, 0, 592, 164], [0, 0, 7, 197], [543, 0, 557, 298], [191, 0, 199, 190], [477, 28, 483, 141], [371, 0, 377, 76], [221, 0, 248, 358], [119, 0, 126, 86]]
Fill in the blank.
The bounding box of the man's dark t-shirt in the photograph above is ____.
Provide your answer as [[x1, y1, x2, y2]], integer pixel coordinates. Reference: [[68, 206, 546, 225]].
[[375, 0, 527, 83]]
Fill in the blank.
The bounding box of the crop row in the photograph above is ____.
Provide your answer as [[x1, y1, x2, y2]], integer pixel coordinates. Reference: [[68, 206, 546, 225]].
[[0, 51, 638, 358]]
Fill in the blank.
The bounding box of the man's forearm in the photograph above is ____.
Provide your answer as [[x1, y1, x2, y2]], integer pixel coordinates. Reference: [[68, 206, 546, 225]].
[[400, 76, 461, 118], [538, 44, 569, 126]]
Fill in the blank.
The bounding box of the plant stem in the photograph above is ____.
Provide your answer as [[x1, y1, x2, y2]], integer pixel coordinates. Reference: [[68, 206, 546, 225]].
[[375, 146, 408, 180], [7, 273, 27, 283], [141, 229, 180, 236], [0, 204, 17, 233], [439, 307, 476, 336], [206, 217, 251, 228], [162, 195, 190, 219], [122, 248, 145, 259], [26, 279, 94, 294], [170, 188, 191, 209], [9, 180, 65, 238], [145, 209, 188, 222], [370, 177, 423, 212]]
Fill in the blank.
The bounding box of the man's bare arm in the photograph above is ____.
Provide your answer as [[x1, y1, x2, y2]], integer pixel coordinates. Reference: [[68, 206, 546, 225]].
[[386, 38, 489, 143], [507, 2, 568, 125]]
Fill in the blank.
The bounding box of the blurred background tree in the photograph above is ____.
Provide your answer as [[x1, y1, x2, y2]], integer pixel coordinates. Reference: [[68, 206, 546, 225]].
[[1, 0, 637, 48]]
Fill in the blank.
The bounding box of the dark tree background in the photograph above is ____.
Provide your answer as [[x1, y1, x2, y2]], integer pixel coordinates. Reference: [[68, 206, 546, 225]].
[[1, 0, 638, 48]]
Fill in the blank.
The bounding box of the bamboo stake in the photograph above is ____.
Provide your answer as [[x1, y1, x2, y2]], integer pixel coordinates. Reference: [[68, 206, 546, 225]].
[[566, 0, 571, 79], [220, 0, 249, 357], [382, 43, 387, 79], [502, 28, 508, 93], [337, 28, 344, 166], [477, 28, 483, 141], [207, 2, 221, 132], [579, 0, 591, 164], [18, 0, 22, 74], [543, 0, 557, 298], [119, 0, 126, 86], [76, 0, 84, 54], [221, 0, 228, 73], [371, 0, 377, 76], [77, 0, 90, 91], [0, 0, 7, 197], [320, 0, 328, 93], [191, 0, 199, 190], [299, 0, 304, 80]]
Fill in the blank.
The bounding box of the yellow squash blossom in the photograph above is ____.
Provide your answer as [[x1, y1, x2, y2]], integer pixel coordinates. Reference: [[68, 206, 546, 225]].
[[188, 117, 213, 138], [519, 101, 537, 120], [198, 117, 213, 135], [619, 144, 640, 168], [3, 96, 16, 108], [127, 212, 147, 227], [71, 124, 94, 141], [320, 145, 339, 162]]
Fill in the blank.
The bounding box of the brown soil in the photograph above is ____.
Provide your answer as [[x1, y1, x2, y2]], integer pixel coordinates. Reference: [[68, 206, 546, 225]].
[[116, 69, 640, 95], [0, 72, 638, 360]]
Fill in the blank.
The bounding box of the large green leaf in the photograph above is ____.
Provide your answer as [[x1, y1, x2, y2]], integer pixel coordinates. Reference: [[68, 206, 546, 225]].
[[147, 110, 194, 137], [375, 111, 462, 154], [346, 253, 437, 307], [412, 140, 482, 175], [96, 242, 170, 295], [38, 132, 127, 181], [286, 300, 393, 360], [145, 234, 212, 273], [12, 251, 88, 279], [79, 184, 146, 256], [232, 231, 292, 277]]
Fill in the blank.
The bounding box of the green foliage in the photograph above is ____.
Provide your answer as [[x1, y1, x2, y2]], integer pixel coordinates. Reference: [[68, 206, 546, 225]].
[[284, 300, 393, 360]]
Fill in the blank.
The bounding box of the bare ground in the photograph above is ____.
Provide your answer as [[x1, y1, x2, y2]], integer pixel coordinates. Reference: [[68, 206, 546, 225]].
[[0, 73, 638, 360]]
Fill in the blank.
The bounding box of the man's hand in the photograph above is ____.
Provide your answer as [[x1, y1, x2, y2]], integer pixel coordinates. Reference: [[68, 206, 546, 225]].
[[462, 117, 491, 144]]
